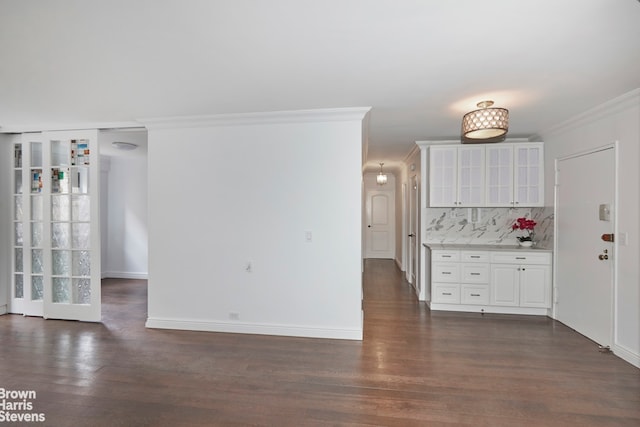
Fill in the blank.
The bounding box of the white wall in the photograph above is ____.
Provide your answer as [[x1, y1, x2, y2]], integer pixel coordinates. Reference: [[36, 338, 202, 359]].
[[102, 154, 148, 279], [541, 89, 640, 367], [143, 108, 367, 340]]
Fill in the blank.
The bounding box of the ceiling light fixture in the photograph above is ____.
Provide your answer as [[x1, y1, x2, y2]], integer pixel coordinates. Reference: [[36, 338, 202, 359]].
[[462, 100, 509, 141], [377, 162, 388, 185], [112, 141, 138, 151]]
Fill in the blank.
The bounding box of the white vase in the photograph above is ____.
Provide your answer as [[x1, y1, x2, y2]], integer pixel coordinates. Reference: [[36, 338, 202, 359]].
[[519, 240, 533, 247]]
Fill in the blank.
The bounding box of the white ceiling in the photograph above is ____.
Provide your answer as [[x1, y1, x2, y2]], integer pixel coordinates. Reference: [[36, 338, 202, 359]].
[[1, 0, 639, 170]]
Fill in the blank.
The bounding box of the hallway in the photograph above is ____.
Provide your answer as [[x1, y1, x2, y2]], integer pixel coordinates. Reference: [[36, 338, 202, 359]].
[[0, 260, 638, 426]]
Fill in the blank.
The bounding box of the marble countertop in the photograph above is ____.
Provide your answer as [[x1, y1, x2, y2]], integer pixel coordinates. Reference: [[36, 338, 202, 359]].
[[423, 243, 552, 252]]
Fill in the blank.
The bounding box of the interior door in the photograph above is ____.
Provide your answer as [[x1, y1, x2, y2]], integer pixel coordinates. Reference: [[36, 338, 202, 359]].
[[365, 190, 394, 259], [407, 176, 418, 286], [555, 147, 615, 348], [42, 130, 102, 322]]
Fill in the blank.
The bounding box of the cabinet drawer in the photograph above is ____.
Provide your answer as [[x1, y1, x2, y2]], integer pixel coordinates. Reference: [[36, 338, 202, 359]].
[[461, 263, 489, 283], [432, 263, 460, 282], [432, 284, 460, 303], [461, 251, 489, 262], [432, 251, 460, 262], [461, 285, 490, 305], [490, 251, 551, 265]]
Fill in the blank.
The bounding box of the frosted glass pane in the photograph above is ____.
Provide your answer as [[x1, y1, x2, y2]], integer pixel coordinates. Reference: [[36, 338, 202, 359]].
[[71, 167, 89, 194], [31, 222, 43, 247], [489, 168, 498, 185], [31, 276, 43, 301], [53, 250, 71, 275], [500, 188, 510, 202], [73, 279, 91, 304], [72, 196, 90, 221], [31, 169, 43, 193], [51, 140, 70, 166], [51, 168, 70, 194], [72, 223, 90, 249], [15, 222, 23, 246], [31, 195, 43, 220], [52, 223, 70, 248], [14, 196, 23, 220], [72, 251, 91, 276], [518, 168, 527, 185], [14, 275, 24, 298], [53, 278, 71, 303], [31, 249, 43, 274], [14, 144, 22, 168], [14, 170, 22, 194], [529, 148, 539, 162], [52, 195, 70, 221], [31, 142, 42, 167], [15, 248, 23, 273], [518, 149, 528, 166], [460, 168, 470, 185]]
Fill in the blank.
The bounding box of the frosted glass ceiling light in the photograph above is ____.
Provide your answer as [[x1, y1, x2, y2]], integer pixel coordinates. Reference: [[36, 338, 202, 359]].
[[112, 141, 138, 151], [462, 100, 509, 140], [377, 162, 388, 185]]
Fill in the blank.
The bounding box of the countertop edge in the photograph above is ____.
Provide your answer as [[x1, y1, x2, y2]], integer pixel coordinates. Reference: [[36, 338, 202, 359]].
[[423, 243, 553, 252]]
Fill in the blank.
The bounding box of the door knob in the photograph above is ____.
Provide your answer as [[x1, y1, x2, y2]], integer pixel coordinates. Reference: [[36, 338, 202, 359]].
[[598, 254, 609, 260], [367, 225, 371, 228], [408, 233, 415, 237]]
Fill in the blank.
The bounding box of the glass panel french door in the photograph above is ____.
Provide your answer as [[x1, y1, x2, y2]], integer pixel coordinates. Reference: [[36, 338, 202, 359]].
[[11, 136, 44, 316], [11, 130, 101, 322]]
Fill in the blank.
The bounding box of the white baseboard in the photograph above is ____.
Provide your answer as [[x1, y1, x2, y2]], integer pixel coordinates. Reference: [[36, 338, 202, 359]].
[[613, 343, 640, 369], [145, 317, 363, 341], [0, 304, 7, 315], [101, 271, 148, 280]]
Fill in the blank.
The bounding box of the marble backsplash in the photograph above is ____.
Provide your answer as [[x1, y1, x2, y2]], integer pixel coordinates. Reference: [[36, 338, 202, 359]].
[[423, 207, 554, 249]]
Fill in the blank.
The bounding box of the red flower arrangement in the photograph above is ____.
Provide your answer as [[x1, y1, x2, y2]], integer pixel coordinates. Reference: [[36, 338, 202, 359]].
[[511, 217, 537, 242]]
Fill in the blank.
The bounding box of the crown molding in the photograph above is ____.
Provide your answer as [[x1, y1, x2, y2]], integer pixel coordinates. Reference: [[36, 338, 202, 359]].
[[540, 88, 640, 137], [139, 107, 372, 130]]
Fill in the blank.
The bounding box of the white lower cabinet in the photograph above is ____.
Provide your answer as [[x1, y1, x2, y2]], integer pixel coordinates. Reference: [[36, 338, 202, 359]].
[[428, 247, 552, 315]]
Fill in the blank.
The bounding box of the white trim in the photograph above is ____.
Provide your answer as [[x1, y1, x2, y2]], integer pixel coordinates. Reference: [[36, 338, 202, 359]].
[[613, 343, 640, 369], [139, 107, 372, 130], [101, 271, 149, 280], [0, 305, 7, 315], [428, 302, 550, 316], [542, 89, 640, 137], [416, 137, 534, 148], [0, 122, 143, 134], [145, 317, 363, 341]]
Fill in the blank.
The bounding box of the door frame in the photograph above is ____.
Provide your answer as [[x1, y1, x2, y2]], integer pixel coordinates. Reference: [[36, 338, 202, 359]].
[[553, 142, 618, 346]]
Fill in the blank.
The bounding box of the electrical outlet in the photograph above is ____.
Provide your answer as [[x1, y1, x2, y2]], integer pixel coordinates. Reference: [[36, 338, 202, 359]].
[[229, 312, 240, 321]]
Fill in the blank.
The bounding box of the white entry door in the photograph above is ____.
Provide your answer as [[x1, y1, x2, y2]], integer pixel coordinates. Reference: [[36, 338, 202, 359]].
[[555, 146, 615, 348], [365, 190, 395, 259]]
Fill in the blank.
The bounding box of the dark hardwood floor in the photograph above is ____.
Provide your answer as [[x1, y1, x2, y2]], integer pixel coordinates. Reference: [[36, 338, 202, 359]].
[[1, 259, 639, 426]]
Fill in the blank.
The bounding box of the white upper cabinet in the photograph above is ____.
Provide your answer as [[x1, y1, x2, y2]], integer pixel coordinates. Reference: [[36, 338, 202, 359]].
[[457, 146, 485, 206], [429, 146, 457, 206], [485, 142, 544, 207], [429, 145, 484, 207]]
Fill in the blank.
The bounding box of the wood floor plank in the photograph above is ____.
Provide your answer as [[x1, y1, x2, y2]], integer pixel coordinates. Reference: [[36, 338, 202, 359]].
[[0, 260, 638, 426]]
